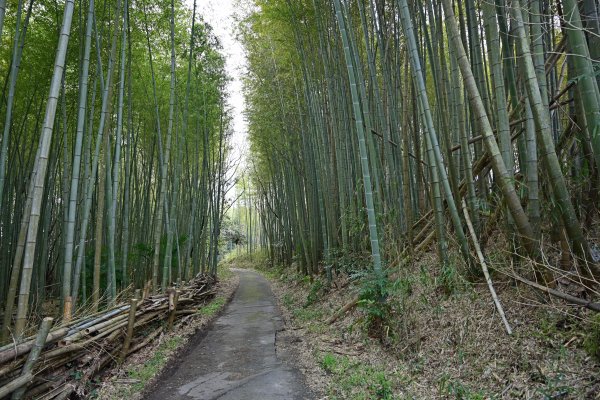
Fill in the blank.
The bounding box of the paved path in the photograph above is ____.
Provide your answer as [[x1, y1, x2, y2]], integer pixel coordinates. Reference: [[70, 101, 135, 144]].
[[145, 269, 313, 400]]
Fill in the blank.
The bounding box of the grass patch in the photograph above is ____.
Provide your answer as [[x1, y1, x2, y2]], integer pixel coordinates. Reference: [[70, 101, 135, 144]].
[[318, 352, 403, 400], [217, 265, 234, 281], [291, 306, 323, 323], [438, 374, 488, 400], [198, 297, 226, 317], [220, 251, 270, 271], [106, 335, 183, 398]]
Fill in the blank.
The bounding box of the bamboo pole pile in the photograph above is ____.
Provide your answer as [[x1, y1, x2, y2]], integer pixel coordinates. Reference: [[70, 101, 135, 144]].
[[0, 274, 216, 399]]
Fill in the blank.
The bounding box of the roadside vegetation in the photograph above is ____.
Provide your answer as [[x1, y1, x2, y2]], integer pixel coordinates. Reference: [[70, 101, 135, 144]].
[[226, 251, 599, 398]]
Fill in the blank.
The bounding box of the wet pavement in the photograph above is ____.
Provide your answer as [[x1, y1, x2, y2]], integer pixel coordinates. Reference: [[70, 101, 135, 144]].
[[145, 269, 313, 400]]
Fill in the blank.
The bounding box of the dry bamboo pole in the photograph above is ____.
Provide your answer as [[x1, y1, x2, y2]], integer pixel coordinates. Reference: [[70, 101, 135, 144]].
[[62, 297, 72, 324], [23, 375, 65, 399], [127, 326, 163, 355], [461, 199, 512, 335], [119, 298, 138, 363], [11, 317, 53, 399], [0, 328, 68, 364], [167, 290, 180, 330], [0, 372, 33, 398]]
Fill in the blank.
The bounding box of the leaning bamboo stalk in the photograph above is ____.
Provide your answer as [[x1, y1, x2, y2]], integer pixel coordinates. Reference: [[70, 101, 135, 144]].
[[510, 274, 600, 312], [12, 317, 53, 399], [119, 298, 138, 363], [461, 199, 512, 335]]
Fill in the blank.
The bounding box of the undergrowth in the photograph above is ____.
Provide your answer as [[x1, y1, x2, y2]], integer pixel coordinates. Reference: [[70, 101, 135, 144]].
[[318, 352, 404, 400]]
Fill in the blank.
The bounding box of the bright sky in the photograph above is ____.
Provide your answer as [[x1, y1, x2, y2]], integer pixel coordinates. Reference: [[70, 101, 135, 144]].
[[189, 0, 249, 165]]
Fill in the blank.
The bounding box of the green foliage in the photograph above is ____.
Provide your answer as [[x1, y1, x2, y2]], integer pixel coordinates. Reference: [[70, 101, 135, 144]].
[[304, 279, 325, 307], [318, 352, 401, 400], [584, 314, 600, 361], [282, 293, 295, 307], [437, 261, 466, 296], [291, 306, 323, 323], [438, 375, 487, 400], [114, 335, 183, 396], [197, 297, 225, 317], [357, 271, 391, 338], [320, 352, 337, 373]]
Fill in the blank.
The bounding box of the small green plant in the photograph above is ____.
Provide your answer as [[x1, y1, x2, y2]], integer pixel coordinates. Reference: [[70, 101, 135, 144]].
[[534, 373, 573, 399], [198, 297, 225, 317], [371, 372, 393, 399], [584, 314, 600, 361], [357, 272, 391, 338], [438, 374, 486, 399], [127, 336, 183, 392], [320, 352, 337, 373], [282, 293, 295, 307], [321, 353, 401, 399], [438, 262, 463, 295], [304, 279, 324, 307], [292, 307, 323, 322]]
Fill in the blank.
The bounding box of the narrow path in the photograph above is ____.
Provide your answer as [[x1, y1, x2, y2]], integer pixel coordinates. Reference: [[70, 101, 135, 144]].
[[145, 269, 313, 400]]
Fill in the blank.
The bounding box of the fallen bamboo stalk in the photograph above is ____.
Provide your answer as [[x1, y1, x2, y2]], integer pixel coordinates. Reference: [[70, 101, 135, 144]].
[[0, 372, 34, 398], [174, 309, 197, 316], [511, 274, 600, 312], [24, 375, 66, 399], [127, 327, 163, 356], [326, 296, 359, 325], [0, 328, 68, 364], [0, 275, 216, 399], [12, 317, 54, 399], [461, 199, 513, 335], [65, 305, 129, 336]]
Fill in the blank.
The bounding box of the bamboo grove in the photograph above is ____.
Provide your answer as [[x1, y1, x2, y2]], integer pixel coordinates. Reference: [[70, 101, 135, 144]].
[[241, 0, 600, 297], [0, 0, 234, 342]]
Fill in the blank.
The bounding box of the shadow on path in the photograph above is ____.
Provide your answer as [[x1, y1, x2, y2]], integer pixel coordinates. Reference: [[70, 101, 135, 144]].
[[145, 269, 313, 400]]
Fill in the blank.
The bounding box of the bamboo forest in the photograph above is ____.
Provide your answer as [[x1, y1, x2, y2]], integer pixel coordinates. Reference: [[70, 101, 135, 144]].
[[0, 0, 600, 398]]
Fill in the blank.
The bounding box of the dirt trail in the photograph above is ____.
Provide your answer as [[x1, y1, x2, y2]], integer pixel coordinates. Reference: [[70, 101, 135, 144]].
[[145, 269, 313, 400]]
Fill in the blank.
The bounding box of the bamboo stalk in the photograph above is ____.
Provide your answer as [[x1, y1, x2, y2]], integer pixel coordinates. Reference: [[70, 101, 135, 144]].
[[119, 298, 138, 363], [461, 199, 512, 335], [62, 297, 72, 324], [11, 317, 53, 399], [0, 372, 33, 398], [0, 328, 68, 364], [167, 290, 179, 330]]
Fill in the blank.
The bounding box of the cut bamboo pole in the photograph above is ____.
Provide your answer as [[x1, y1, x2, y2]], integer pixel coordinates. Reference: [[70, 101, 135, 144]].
[[0, 328, 68, 364], [63, 297, 72, 324], [127, 327, 163, 356], [326, 296, 359, 324], [119, 298, 138, 363], [0, 372, 33, 398], [11, 317, 53, 399], [461, 199, 512, 335], [167, 290, 180, 330]]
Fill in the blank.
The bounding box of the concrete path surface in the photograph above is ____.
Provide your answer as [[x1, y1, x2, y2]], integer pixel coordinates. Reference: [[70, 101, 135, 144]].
[[145, 269, 313, 400]]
